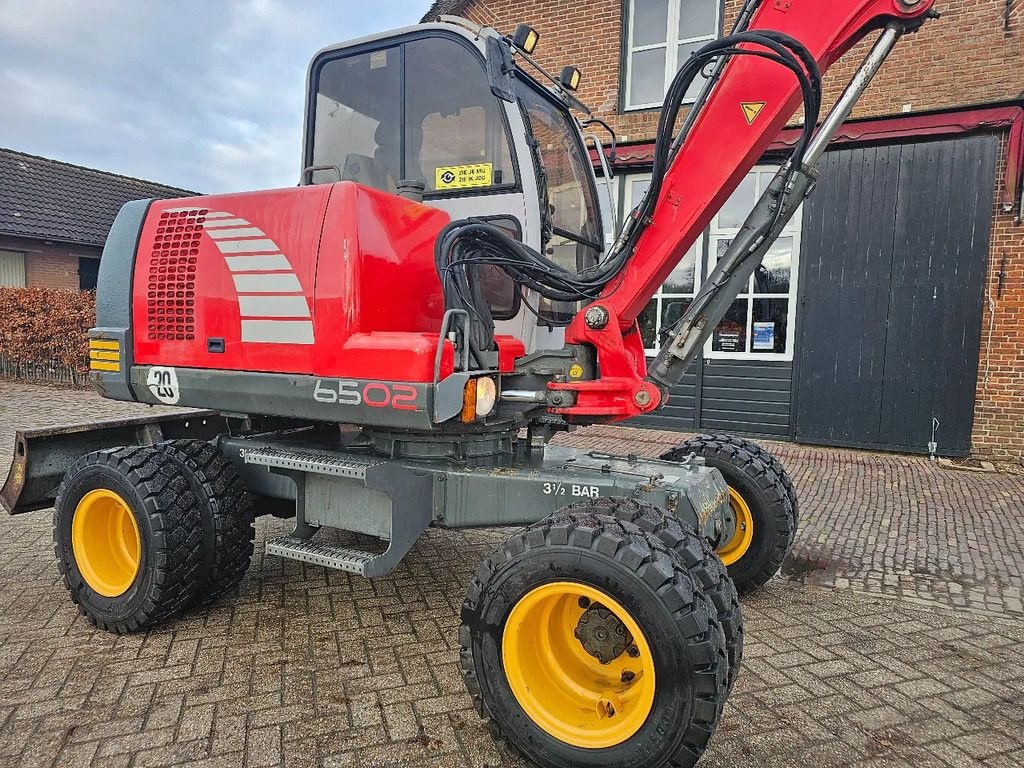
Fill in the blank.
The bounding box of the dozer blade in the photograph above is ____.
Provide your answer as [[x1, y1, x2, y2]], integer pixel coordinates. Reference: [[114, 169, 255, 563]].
[[1, 412, 224, 515]]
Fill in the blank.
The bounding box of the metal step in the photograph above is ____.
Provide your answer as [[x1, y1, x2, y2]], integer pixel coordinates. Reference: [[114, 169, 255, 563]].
[[243, 446, 381, 479], [266, 536, 379, 575]]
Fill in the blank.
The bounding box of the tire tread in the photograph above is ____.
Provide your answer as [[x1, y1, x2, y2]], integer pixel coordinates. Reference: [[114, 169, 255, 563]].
[[460, 508, 729, 768], [662, 435, 795, 593], [155, 440, 255, 607], [53, 446, 204, 633]]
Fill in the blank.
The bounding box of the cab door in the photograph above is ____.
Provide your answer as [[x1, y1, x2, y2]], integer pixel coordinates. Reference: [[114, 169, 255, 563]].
[[400, 35, 544, 346]]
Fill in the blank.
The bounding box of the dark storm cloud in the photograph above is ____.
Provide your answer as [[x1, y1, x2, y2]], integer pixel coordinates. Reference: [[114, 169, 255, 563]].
[[0, 1, 422, 192]]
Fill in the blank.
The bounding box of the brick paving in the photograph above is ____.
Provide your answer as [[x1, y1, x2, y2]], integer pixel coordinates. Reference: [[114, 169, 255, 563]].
[[1, 380, 1023, 768], [556, 426, 1024, 617]]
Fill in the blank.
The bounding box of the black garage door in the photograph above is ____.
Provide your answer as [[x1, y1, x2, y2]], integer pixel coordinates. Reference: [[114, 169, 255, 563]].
[[793, 135, 997, 455]]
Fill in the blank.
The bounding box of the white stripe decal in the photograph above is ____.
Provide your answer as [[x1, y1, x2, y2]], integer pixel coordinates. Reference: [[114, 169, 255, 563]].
[[232, 273, 303, 293], [207, 227, 266, 240], [214, 239, 280, 254], [241, 320, 314, 344], [224, 254, 292, 272], [237, 295, 311, 318], [198, 208, 316, 345], [202, 218, 251, 228], [164, 206, 202, 213]]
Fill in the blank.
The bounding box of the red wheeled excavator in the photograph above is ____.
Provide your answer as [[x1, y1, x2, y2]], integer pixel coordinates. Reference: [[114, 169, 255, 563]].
[[2, 1, 937, 764]]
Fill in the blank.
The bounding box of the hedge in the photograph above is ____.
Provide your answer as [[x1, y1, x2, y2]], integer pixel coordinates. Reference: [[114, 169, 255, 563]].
[[0, 287, 96, 386]]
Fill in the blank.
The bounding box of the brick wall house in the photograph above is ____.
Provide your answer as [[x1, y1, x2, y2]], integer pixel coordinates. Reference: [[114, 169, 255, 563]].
[[421, 0, 1024, 460], [0, 149, 194, 291]]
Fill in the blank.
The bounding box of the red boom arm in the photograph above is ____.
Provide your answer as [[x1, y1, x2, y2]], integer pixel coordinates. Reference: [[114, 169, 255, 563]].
[[552, 0, 936, 422]]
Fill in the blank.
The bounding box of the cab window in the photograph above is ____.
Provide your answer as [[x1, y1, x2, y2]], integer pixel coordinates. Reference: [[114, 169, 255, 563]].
[[311, 47, 401, 189], [515, 79, 603, 323], [405, 38, 516, 193], [309, 36, 517, 194]]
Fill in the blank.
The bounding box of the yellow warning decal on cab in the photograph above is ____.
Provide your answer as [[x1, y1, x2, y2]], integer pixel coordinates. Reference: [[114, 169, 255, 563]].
[[741, 101, 766, 125], [435, 163, 493, 190]]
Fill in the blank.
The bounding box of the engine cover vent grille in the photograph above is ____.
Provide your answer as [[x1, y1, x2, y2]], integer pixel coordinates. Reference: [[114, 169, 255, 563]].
[[146, 209, 205, 341]]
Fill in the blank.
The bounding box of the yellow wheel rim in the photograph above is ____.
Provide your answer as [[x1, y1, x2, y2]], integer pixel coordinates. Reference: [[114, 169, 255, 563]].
[[501, 582, 656, 749], [717, 487, 755, 566], [71, 488, 142, 597]]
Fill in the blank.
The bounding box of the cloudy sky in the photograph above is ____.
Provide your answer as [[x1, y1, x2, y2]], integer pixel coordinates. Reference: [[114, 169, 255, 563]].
[[0, 1, 424, 193]]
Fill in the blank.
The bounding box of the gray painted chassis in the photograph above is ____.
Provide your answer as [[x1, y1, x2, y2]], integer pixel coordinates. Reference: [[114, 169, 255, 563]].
[[2, 413, 730, 578]]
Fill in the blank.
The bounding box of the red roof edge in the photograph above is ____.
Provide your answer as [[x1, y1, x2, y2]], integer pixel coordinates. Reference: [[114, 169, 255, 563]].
[[593, 105, 1024, 218]]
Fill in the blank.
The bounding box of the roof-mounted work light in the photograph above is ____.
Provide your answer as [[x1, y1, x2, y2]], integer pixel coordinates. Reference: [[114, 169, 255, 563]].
[[511, 24, 539, 54], [559, 66, 582, 91]]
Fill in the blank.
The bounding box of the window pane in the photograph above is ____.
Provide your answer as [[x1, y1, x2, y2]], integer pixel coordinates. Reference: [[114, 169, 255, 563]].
[[713, 237, 749, 294], [405, 37, 515, 192], [639, 300, 660, 350], [718, 172, 756, 228], [679, 0, 719, 39], [633, 0, 669, 46], [677, 41, 711, 101], [479, 217, 521, 320], [631, 177, 652, 205], [664, 242, 698, 294], [754, 236, 793, 294], [312, 47, 401, 189], [752, 298, 789, 353], [661, 298, 691, 333], [517, 80, 602, 254], [711, 299, 748, 353], [0, 249, 27, 287], [630, 47, 667, 106]]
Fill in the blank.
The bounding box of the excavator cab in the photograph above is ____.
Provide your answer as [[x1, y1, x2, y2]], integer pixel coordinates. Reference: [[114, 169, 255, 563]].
[[301, 18, 605, 352]]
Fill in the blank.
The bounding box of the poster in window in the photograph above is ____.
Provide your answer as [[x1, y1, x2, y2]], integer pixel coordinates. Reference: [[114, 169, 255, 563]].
[[714, 328, 744, 352], [752, 321, 775, 351]]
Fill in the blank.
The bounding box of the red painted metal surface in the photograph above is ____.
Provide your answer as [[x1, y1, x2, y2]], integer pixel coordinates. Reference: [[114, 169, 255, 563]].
[[495, 336, 527, 374], [133, 182, 455, 382], [602, 104, 1024, 215], [560, 0, 936, 422]]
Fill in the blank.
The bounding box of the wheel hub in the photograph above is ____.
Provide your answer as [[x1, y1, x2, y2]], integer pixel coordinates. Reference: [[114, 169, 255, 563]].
[[574, 603, 633, 664], [71, 488, 142, 597], [717, 486, 755, 566], [501, 582, 656, 748]]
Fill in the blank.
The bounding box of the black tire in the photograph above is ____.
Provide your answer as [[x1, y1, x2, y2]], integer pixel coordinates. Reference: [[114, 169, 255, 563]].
[[53, 446, 204, 633], [460, 510, 728, 768], [155, 440, 255, 608], [661, 435, 793, 594], [679, 434, 800, 535], [559, 497, 743, 693]]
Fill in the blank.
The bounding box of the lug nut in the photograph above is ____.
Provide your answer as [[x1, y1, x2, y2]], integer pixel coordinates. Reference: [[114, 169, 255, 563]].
[[621, 670, 635, 683], [627, 645, 640, 658]]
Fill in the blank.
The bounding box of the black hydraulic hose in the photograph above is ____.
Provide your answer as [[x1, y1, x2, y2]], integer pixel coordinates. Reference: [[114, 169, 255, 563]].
[[434, 29, 822, 353], [637, 33, 820, 238]]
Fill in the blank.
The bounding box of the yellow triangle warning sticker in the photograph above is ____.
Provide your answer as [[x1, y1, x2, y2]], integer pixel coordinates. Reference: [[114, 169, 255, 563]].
[[742, 101, 767, 125]]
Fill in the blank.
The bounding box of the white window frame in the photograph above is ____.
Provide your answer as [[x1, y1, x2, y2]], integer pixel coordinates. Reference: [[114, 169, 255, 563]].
[[625, 0, 723, 111], [705, 165, 802, 362], [621, 166, 801, 361]]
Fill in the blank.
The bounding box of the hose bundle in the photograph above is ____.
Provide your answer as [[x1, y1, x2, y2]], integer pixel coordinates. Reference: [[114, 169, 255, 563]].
[[435, 29, 822, 361]]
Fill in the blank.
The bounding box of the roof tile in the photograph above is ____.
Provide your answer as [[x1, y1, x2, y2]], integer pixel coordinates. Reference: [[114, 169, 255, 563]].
[[420, 0, 469, 23], [0, 148, 197, 247]]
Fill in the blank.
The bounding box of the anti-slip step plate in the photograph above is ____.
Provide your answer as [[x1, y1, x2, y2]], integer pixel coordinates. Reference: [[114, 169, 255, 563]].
[[243, 446, 382, 479], [265, 536, 378, 574]]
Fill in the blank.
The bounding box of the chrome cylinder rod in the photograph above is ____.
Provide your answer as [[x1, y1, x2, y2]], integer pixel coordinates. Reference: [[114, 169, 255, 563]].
[[803, 24, 903, 170]]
